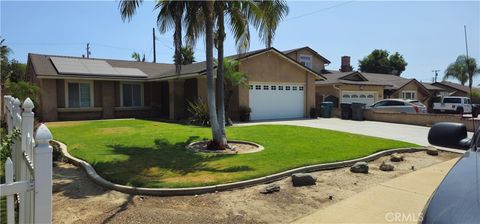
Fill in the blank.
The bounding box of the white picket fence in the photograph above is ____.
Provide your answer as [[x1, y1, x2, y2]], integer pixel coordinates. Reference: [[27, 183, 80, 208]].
[[1, 95, 53, 224]]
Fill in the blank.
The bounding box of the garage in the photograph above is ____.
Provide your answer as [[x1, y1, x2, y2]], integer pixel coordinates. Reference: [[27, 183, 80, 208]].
[[341, 91, 376, 106], [249, 83, 305, 120]]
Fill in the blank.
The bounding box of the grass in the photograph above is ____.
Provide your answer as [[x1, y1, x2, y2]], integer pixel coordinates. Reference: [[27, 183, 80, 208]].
[[47, 119, 417, 188]]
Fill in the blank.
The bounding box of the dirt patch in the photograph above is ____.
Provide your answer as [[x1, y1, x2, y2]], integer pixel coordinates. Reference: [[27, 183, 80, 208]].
[[53, 151, 459, 224], [187, 140, 264, 154]]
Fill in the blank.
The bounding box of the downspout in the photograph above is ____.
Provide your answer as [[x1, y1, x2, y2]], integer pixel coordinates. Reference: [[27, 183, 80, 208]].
[[333, 84, 342, 107]]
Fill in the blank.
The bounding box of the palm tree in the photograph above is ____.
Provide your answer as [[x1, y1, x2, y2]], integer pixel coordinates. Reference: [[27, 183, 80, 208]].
[[253, 0, 289, 48], [178, 46, 195, 65], [222, 58, 248, 122], [131, 52, 146, 62], [120, 0, 186, 76], [443, 55, 480, 87], [202, 1, 225, 148]]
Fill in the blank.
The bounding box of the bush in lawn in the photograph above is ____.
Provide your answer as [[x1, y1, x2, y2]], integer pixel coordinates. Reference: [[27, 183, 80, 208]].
[[187, 98, 210, 126]]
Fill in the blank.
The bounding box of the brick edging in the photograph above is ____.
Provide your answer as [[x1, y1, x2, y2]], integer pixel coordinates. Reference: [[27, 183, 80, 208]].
[[54, 140, 458, 196]]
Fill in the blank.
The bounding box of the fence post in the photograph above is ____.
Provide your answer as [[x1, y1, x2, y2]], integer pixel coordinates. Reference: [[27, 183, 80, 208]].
[[22, 98, 35, 224], [33, 124, 53, 224], [5, 158, 14, 224], [12, 98, 22, 180]]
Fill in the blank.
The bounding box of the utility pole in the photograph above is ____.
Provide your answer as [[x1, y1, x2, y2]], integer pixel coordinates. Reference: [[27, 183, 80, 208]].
[[86, 43, 91, 58], [432, 70, 440, 83], [152, 28, 157, 63]]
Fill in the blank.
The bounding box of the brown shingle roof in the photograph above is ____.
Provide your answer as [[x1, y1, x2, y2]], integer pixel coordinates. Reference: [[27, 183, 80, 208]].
[[28, 47, 325, 81], [317, 70, 443, 91], [282, 46, 331, 64], [432, 81, 480, 94]]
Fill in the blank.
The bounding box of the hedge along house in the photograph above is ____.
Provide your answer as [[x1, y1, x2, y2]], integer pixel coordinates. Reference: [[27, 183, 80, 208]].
[[26, 47, 324, 122], [316, 56, 443, 109]]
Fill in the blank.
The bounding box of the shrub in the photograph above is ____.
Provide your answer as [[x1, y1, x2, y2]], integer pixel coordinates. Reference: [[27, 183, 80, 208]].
[[187, 98, 210, 126], [238, 106, 251, 122]]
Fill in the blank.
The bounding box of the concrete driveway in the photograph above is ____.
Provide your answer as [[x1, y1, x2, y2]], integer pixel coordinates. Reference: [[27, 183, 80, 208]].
[[238, 118, 472, 149]]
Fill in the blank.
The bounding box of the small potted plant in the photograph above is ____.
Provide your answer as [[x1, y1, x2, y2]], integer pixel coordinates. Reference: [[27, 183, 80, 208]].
[[239, 106, 251, 122]]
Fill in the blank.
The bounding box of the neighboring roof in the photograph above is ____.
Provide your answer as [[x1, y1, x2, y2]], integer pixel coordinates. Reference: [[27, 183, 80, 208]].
[[317, 70, 444, 92], [432, 81, 480, 94], [282, 46, 331, 64], [28, 47, 325, 81]]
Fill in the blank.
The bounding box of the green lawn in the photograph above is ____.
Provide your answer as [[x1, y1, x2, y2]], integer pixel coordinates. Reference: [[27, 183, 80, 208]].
[[47, 119, 417, 188]]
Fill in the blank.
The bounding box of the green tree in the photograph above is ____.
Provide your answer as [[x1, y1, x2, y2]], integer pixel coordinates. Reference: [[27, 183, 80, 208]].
[[443, 55, 480, 96], [254, 0, 289, 48], [131, 52, 146, 62], [358, 49, 408, 76], [120, 0, 187, 75], [5, 80, 40, 105], [177, 46, 195, 65], [221, 58, 248, 122]]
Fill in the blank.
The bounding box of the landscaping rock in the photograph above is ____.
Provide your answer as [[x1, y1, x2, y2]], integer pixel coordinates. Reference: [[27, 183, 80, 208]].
[[390, 153, 404, 162], [350, 162, 369, 174], [426, 147, 439, 156], [292, 173, 317, 187], [260, 184, 280, 194], [379, 160, 395, 171]]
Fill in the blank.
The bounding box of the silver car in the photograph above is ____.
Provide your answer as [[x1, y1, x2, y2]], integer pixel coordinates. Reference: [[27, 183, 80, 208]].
[[370, 99, 427, 113]]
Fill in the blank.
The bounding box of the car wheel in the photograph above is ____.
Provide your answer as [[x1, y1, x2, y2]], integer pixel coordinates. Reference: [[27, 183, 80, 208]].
[[456, 107, 464, 114]]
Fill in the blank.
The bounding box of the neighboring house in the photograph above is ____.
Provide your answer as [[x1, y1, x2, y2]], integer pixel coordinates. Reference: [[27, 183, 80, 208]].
[[26, 47, 324, 122], [432, 81, 480, 97], [282, 47, 331, 74], [313, 57, 443, 109]]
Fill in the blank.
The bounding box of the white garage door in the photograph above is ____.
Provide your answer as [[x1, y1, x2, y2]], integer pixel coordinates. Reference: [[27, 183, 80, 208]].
[[249, 83, 305, 120], [341, 91, 376, 106]]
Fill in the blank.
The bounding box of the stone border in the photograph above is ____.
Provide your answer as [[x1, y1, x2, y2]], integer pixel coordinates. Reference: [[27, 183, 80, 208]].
[[186, 140, 264, 154], [55, 140, 460, 196]]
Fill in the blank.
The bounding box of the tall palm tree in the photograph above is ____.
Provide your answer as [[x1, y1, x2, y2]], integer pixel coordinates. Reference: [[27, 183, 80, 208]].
[[120, 0, 186, 76], [253, 0, 289, 48], [443, 55, 480, 87], [178, 45, 195, 65], [202, 1, 225, 148], [131, 52, 146, 62]]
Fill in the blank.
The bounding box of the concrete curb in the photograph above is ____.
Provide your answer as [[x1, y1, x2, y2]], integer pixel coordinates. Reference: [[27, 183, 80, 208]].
[[54, 140, 459, 196], [186, 140, 265, 154]]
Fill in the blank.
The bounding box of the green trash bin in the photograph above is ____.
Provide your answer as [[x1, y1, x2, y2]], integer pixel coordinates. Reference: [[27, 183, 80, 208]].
[[320, 101, 334, 118], [351, 103, 366, 121]]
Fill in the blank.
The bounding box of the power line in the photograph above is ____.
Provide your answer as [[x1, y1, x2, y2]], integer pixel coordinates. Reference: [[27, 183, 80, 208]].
[[285, 1, 355, 21]]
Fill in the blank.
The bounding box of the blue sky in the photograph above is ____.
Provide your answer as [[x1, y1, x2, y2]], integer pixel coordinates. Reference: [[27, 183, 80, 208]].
[[1, 1, 479, 83]]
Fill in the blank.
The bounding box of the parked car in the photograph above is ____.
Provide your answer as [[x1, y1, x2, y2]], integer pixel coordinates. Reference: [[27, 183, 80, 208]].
[[432, 96, 472, 114], [369, 99, 427, 113], [422, 122, 479, 223]]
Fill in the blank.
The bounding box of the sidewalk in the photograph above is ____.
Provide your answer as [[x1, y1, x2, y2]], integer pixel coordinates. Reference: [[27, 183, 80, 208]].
[[292, 158, 458, 224]]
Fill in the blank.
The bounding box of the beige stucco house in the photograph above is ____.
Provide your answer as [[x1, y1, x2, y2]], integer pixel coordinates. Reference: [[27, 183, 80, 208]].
[[26, 47, 324, 122]]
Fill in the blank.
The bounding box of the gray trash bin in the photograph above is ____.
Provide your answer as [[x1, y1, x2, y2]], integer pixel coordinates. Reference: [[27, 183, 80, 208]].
[[351, 103, 366, 121]]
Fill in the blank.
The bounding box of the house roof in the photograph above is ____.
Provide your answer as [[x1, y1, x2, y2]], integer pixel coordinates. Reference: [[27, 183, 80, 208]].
[[317, 70, 444, 91], [282, 46, 331, 64], [28, 47, 325, 81], [432, 81, 480, 94]]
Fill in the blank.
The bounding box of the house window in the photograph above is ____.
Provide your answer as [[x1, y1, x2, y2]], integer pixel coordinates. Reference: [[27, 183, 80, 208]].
[[255, 85, 261, 90], [249, 85, 253, 90], [299, 86, 304, 91], [402, 91, 417, 100], [292, 86, 298, 91], [299, 55, 313, 69], [271, 86, 276, 90], [66, 81, 93, 108], [286, 86, 291, 91], [278, 86, 284, 90], [121, 83, 144, 107], [263, 85, 269, 90]]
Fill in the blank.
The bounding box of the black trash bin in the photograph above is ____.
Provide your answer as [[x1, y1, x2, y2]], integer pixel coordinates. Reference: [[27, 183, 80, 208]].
[[351, 103, 366, 121], [320, 101, 334, 118], [340, 103, 352, 120]]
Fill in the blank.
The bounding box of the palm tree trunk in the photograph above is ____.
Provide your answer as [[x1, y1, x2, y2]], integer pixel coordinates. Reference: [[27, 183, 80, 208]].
[[216, 6, 227, 145], [174, 11, 182, 76], [204, 1, 224, 148]]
